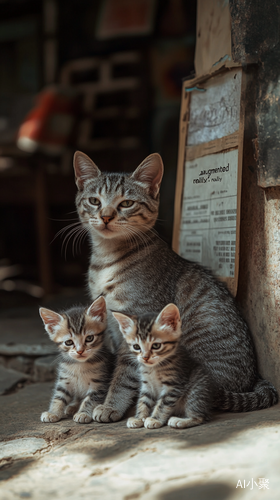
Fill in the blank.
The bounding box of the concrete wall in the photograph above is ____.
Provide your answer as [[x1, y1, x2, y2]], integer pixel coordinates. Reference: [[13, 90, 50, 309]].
[[237, 69, 280, 392]]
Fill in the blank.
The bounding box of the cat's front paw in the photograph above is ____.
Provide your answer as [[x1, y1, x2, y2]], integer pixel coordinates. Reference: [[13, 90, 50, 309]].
[[168, 416, 184, 428], [127, 417, 144, 429], [73, 411, 92, 424], [92, 404, 122, 423], [168, 416, 203, 429], [144, 417, 163, 429], [41, 411, 61, 423]]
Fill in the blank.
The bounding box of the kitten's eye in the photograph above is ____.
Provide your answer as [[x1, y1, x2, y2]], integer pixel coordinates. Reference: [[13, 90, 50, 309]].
[[89, 197, 101, 206], [152, 343, 161, 350], [133, 344, 141, 351], [85, 335, 94, 343], [65, 339, 73, 346], [119, 200, 134, 208]]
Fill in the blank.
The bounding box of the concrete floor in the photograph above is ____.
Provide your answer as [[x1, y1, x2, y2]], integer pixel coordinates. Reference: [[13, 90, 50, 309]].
[[0, 295, 279, 499], [1, 381, 280, 499]]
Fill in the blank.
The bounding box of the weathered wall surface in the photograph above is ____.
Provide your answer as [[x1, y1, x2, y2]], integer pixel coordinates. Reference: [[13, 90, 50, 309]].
[[230, 0, 280, 187], [191, 0, 280, 390], [237, 67, 280, 392], [227, 1, 280, 391]]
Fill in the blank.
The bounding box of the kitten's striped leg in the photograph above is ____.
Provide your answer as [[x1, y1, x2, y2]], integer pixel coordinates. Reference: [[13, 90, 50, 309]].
[[41, 384, 72, 423], [127, 388, 155, 428], [93, 353, 139, 423], [73, 386, 108, 424], [144, 389, 181, 429], [168, 368, 212, 429]]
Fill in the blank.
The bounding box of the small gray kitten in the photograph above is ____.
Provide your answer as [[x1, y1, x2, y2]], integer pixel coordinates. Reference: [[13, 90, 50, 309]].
[[39, 296, 114, 424], [113, 304, 213, 429]]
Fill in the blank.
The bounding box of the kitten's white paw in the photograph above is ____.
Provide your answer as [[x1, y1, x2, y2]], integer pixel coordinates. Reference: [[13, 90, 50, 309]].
[[93, 404, 122, 423], [73, 411, 92, 424], [127, 417, 144, 428], [144, 417, 163, 429], [41, 411, 61, 423], [168, 416, 203, 428], [168, 416, 184, 428]]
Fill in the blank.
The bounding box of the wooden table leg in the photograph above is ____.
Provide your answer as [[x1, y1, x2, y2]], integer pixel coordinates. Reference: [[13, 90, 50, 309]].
[[34, 160, 53, 295]]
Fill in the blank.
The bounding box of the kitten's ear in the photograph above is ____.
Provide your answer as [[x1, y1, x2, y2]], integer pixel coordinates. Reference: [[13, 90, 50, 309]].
[[155, 304, 181, 337], [73, 151, 101, 190], [112, 312, 136, 337], [39, 307, 63, 339], [87, 296, 107, 323], [131, 153, 164, 198]]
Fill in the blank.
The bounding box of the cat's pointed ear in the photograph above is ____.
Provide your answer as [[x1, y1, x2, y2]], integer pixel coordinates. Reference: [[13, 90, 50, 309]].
[[87, 296, 107, 323], [131, 153, 164, 198], [73, 151, 101, 190], [155, 303, 181, 337], [112, 312, 136, 337], [39, 307, 63, 338]]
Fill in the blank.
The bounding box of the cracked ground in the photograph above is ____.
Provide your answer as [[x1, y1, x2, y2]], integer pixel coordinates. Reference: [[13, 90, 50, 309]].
[[1, 298, 280, 499]]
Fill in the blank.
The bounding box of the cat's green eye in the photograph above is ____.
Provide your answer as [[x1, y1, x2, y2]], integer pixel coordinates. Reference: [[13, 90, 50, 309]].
[[152, 343, 161, 350], [133, 344, 141, 351], [85, 335, 94, 343], [119, 200, 134, 208], [65, 339, 74, 346], [89, 197, 101, 206]]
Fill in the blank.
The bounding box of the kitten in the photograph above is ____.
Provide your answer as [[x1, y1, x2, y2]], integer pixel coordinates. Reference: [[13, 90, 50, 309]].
[[73, 151, 278, 422], [113, 304, 213, 429], [39, 296, 114, 424]]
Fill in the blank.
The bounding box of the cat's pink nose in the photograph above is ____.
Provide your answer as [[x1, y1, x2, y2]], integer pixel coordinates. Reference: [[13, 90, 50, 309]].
[[77, 349, 84, 355], [101, 215, 114, 224], [143, 356, 149, 362]]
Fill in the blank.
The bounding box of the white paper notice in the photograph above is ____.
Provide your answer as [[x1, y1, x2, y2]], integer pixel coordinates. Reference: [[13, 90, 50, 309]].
[[179, 150, 238, 278], [187, 70, 242, 146]]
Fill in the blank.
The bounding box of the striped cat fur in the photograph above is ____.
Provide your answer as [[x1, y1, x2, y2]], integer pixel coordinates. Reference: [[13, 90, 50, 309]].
[[73, 151, 278, 422], [114, 304, 213, 429], [39, 296, 114, 423]]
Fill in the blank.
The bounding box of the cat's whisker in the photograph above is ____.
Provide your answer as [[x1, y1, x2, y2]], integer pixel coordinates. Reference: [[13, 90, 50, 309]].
[[58, 222, 89, 258], [50, 217, 80, 222], [138, 224, 160, 238], [72, 227, 88, 256], [51, 222, 82, 245], [121, 227, 140, 250], [77, 228, 89, 254], [139, 224, 166, 245], [75, 230, 84, 255], [115, 223, 141, 250], [61, 226, 85, 258], [125, 225, 155, 254], [124, 228, 144, 253]]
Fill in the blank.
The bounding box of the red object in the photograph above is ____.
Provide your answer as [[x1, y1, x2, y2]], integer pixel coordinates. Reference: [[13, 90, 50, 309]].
[[17, 86, 78, 155]]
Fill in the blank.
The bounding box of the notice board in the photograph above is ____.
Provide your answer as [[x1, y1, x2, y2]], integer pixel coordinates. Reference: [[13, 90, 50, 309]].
[[173, 68, 245, 296]]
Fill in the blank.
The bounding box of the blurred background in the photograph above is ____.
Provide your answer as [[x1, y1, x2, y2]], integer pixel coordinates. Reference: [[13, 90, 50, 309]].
[[0, 0, 196, 308]]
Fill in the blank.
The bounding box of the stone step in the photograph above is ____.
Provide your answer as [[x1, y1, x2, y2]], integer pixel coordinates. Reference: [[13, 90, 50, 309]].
[[0, 365, 31, 395], [0, 317, 56, 357], [33, 355, 59, 382]]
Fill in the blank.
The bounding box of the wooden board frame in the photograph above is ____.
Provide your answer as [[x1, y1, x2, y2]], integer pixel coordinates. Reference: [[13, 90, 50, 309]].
[[172, 68, 245, 296]]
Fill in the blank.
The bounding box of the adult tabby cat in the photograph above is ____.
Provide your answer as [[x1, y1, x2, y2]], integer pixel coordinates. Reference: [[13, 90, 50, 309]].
[[113, 304, 213, 429], [40, 296, 114, 423], [73, 151, 278, 422]]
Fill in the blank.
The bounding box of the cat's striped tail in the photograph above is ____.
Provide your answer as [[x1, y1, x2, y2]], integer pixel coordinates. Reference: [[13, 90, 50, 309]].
[[217, 378, 278, 412]]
